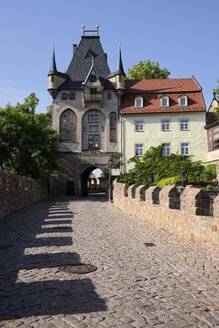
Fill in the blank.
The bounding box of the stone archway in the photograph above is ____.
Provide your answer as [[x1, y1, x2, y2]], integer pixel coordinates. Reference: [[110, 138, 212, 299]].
[[81, 166, 106, 196]]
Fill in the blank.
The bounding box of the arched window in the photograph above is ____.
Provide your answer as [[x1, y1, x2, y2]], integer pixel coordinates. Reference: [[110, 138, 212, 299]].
[[60, 109, 77, 141], [110, 112, 117, 142]]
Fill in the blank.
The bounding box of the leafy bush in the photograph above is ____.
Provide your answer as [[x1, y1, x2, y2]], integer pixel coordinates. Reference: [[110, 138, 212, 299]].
[[157, 176, 180, 188], [201, 164, 217, 181]]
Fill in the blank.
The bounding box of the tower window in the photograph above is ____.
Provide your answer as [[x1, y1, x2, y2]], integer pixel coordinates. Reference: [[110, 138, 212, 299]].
[[60, 109, 77, 141], [107, 92, 112, 100], [61, 93, 68, 100], [88, 111, 99, 123], [110, 112, 117, 142], [70, 93, 76, 100], [90, 88, 97, 95]]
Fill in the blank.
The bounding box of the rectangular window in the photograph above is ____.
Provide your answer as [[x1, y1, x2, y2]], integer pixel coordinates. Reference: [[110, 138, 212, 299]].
[[135, 144, 143, 157], [181, 143, 189, 155], [88, 134, 100, 150], [162, 143, 170, 156], [161, 97, 169, 107], [179, 96, 187, 107], [89, 125, 98, 132], [135, 97, 143, 108], [88, 111, 99, 123], [61, 93, 68, 100], [180, 119, 189, 130], [107, 92, 112, 100], [70, 93, 76, 100], [162, 120, 170, 131], [90, 88, 97, 95], [135, 121, 144, 132]]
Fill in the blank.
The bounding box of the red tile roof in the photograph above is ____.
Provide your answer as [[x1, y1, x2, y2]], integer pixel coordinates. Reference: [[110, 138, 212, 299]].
[[120, 77, 206, 114]]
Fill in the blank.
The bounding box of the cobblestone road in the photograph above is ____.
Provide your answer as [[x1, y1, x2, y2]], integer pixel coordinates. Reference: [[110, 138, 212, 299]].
[[0, 196, 219, 328]]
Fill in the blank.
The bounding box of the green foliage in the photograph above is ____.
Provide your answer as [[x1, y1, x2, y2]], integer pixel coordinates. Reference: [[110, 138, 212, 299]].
[[201, 164, 216, 181], [127, 60, 170, 80], [157, 176, 181, 188], [120, 145, 209, 188], [117, 172, 135, 185], [0, 93, 59, 181], [108, 152, 122, 169]]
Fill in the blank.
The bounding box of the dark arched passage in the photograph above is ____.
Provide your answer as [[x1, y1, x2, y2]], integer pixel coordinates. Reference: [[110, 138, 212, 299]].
[[81, 166, 106, 196]]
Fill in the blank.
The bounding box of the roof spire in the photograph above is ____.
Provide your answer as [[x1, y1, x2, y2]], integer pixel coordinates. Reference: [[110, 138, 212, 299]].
[[48, 44, 57, 75], [117, 44, 125, 76]]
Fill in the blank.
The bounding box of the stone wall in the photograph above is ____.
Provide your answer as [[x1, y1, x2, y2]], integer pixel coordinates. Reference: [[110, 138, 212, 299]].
[[113, 181, 219, 245], [0, 170, 48, 220]]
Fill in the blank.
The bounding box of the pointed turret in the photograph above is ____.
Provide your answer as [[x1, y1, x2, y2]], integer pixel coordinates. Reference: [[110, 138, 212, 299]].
[[107, 45, 126, 92], [117, 46, 126, 77], [48, 45, 57, 75], [48, 45, 68, 99]]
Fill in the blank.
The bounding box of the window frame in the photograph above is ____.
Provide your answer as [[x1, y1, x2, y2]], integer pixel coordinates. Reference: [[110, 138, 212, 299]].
[[160, 96, 169, 108], [180, 142, 189, 155], [135, 120, 144, 132], [61, 92, 68, 100], [107, 92, 112, 100], [180, 119, 189, 131], [178, 95, 188, 107], [135, 144, 143, 157], [161, 119, 171, 131], [70, 92, 76, 100], [135, 97, 143, 108], [88, 111, 99, 123], [162, 143, 171, 156]]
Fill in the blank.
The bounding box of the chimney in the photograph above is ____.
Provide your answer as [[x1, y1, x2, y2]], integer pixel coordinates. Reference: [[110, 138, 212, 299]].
[[73, 44, 77, 56]]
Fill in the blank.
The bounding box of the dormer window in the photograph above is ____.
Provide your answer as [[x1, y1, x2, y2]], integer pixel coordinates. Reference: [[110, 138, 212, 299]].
[[160, 96, 169, 108], [179, 95, 188, 107], [135, 97, 143, 108]]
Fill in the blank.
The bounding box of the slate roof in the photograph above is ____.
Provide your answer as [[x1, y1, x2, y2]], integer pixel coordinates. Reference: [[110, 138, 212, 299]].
[[66, 36, 111, 81], [205, 112, 218, 127], [59, 76, 115, 91], [120, 77, 206, 114]]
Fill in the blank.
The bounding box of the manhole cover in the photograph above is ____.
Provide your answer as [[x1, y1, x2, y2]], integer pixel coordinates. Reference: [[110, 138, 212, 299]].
[[59, 263, 97, 274], [144, 242, 156, 247]]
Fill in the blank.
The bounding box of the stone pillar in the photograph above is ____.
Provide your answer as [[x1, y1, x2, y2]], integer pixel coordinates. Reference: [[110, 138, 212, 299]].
[[181, 186, 211, 216], [135, 185, 147, 202], [146, 186, 160, 205], [159, 185, 180, 210]]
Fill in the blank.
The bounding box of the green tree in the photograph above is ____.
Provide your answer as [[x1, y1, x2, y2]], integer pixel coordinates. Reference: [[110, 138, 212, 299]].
[[0, 93, 59, 181], [118, 145, 213, 187], [127, 60, 170, 80]]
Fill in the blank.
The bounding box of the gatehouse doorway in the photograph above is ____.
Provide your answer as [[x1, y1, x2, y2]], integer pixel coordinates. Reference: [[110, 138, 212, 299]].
[[81, 166, 106, 196]]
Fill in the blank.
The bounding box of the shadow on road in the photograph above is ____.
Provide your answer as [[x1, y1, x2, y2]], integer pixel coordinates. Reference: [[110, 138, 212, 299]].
[[0, 198, 106, 321]]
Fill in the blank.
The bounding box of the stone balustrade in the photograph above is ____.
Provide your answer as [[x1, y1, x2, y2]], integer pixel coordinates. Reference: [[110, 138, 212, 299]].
[[0, 170, 48, 220], [113, 181, 219, 245]]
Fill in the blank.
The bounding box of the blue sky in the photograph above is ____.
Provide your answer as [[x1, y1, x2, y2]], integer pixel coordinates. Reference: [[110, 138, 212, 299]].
[[0, 0, 218, 113]]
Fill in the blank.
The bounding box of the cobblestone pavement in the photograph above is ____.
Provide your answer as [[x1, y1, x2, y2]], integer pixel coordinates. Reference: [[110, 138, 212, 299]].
[[0, 196, 219, 328]]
